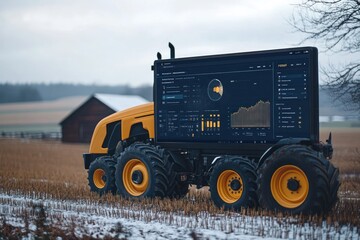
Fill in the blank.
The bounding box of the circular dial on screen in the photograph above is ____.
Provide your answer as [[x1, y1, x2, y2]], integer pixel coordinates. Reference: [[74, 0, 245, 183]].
[[207, 79, 223, 101]]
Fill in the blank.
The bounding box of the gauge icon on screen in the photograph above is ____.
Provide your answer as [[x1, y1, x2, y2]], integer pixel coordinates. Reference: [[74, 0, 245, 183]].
[[208, 79, 223, 101]]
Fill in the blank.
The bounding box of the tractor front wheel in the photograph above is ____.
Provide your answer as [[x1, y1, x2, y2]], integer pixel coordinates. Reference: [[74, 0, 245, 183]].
[[88, 156, 116, 195], [209, 156, 258, 210], [115, 143, 169, 198]]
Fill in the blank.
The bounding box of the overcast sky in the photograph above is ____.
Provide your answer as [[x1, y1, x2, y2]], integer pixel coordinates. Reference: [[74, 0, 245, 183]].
[[0, 0, 350, 86]]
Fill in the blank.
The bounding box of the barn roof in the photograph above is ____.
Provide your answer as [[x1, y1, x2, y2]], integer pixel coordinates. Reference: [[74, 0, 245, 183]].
[[60, 93, 148, 125], [93, 94, 148, 111]]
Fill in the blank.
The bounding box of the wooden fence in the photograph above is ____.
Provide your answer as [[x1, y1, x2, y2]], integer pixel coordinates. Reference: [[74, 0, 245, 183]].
[[0, 131, 62, 140]]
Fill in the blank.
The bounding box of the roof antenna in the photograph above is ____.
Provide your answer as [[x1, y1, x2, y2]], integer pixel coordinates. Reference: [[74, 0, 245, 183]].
[[157, 52, 162, 60], [169, 42, 175, 59]]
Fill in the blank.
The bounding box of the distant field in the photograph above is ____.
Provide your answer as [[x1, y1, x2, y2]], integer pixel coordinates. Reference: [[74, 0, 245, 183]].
[[0, 128, 359, 238], [0, 96, 87, 132], [0, 94, 359, 134], [320, 121, 360, 128]]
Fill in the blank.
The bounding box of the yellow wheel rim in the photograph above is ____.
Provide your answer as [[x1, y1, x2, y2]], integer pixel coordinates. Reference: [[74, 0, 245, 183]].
[[122, 159, 149, 196], [271, 165, 309, 208], [93, 169, 106, 189], [217, 170, 243, 204]]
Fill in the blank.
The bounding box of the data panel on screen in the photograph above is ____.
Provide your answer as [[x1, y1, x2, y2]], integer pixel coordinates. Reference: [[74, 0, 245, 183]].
[[154, 47, 318, 144]]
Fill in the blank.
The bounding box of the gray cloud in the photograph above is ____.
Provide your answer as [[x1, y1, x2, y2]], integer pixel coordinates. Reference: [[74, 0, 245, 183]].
[[0, 0, 339, 86]]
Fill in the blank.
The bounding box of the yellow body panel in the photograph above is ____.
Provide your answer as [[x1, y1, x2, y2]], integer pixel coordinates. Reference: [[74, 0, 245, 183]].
[[89, 102, 154, 154]]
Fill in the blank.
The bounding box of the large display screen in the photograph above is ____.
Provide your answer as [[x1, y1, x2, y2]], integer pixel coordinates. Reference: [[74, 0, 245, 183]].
[[154, 47, 318, 146]]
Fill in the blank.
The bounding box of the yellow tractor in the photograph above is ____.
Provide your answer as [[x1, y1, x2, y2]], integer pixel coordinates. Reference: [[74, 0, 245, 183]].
[[83, 44, 339, 214]]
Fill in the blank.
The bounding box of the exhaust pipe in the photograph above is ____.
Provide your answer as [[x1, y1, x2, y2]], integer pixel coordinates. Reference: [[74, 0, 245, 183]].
[[157, 52, 162, 60], [169, 42, 175, 59]]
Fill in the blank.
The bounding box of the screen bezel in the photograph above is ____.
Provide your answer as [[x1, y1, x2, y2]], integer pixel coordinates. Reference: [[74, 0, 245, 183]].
[[153, 47, 319, 153]]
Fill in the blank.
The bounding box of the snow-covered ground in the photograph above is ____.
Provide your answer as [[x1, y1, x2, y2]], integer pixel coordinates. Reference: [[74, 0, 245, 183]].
[[0, 193, 359, 239]]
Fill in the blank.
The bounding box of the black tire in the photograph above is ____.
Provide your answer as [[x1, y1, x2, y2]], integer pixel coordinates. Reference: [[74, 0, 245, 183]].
[[209, 156, 258, 210], [115, 142, 169, 198], [166, 153, 189, 199], [88, 156, 116, 195], [257, 145, 339, 214], [325, 158, 341, 208]]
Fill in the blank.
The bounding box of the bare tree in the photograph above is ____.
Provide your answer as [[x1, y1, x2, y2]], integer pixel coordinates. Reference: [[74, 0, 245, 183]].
[[291, 0, 360, 111]]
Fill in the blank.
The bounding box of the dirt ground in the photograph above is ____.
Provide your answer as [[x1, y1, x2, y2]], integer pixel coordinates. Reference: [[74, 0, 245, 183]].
[[0, 128, 359, 226]]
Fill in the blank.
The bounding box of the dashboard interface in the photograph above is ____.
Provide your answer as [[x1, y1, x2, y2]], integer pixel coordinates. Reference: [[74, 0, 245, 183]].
[[154, 47, 318, 145]]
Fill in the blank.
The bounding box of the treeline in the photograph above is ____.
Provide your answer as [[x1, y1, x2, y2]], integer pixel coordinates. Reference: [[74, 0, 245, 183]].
[[0, 83, 153, 103], [0, 84, 42, 103]]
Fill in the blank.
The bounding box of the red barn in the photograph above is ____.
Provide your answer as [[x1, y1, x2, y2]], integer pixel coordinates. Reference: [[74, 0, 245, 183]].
[[60, 94, 147, 143]]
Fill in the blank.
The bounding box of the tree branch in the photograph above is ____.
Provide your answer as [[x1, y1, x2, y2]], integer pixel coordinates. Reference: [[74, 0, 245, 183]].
[[291, 0, 360, 111]]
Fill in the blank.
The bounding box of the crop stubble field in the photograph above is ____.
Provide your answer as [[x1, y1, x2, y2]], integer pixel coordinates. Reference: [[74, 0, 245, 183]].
[[0, 128, 359, 239]]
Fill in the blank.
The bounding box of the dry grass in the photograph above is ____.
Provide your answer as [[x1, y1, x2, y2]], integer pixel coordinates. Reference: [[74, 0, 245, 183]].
[[0, 138, 92, 200], [0, 128, 359, 230], [320, 128, 360, 197], [320, 128, 360, 174], [0, 138, 222, 215]]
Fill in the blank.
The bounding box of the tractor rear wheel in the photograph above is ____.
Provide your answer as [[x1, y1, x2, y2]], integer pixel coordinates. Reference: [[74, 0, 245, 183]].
[[257, 145, 339, 214], [325, 159, 340, 208], [88, 156, 116, 195], [209, 156, 258, 210], [115, 142, 169, 198]]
